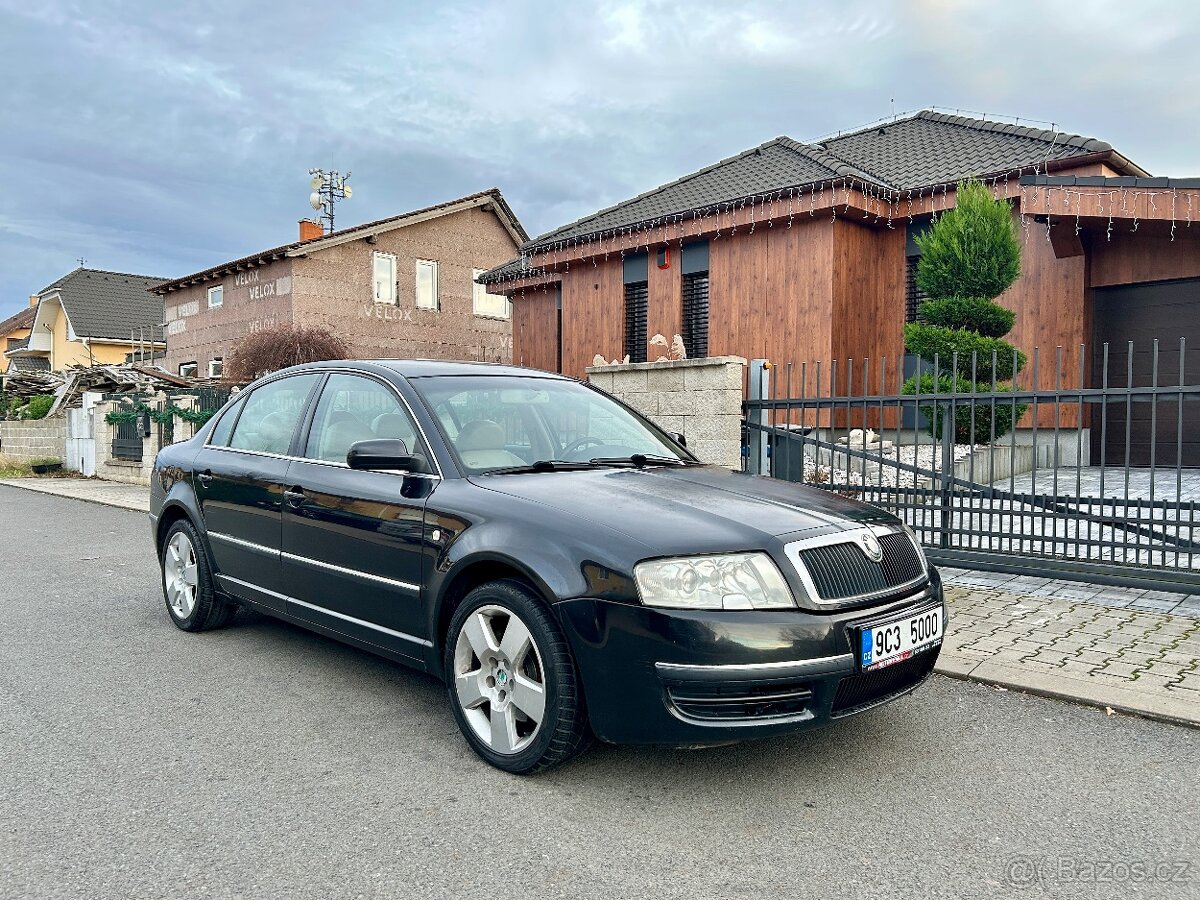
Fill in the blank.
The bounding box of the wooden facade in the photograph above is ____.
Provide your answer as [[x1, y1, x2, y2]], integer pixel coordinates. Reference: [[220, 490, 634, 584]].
[[495, 171, 1200, 437]]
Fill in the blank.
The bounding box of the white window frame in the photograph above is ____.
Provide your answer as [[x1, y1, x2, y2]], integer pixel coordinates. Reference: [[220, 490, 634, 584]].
[[179, 362, 198, 378], [207, 285, 223, 309], [473, 269, 509, 319], [415, 259, 439, 310], [373, 251, 397, 304], [208, 357, 224, 378]]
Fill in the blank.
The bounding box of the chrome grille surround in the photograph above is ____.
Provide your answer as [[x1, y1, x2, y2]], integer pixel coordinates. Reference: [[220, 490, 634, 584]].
[[783, 524, 928, 607]]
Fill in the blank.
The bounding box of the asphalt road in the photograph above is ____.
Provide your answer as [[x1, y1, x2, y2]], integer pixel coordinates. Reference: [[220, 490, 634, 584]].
[[2, 485, 1197, 900]]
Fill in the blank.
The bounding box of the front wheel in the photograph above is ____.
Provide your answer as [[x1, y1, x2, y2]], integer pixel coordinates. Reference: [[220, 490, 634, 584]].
[[446, 580, 592, 774]]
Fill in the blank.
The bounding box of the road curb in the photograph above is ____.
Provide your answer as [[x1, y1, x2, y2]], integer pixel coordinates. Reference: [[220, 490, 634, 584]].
[[0, 478, 149, 513], [934, 657, 1200, 729]]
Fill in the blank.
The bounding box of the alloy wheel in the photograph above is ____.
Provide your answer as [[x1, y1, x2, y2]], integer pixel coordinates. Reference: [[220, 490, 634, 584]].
[[453, 604, 547, 755], [164, 531, 199, 620]]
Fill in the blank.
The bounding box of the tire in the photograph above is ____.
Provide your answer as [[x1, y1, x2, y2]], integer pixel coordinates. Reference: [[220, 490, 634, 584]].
[[445, 579, 593, 774], [160, 519, 238, 632]]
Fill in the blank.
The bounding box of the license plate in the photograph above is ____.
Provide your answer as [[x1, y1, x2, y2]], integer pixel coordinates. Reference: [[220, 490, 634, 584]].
[[859, 605, 944, 671]]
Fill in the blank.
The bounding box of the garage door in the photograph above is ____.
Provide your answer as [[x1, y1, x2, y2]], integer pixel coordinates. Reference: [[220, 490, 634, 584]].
[[1092, 278, 1200, 467]]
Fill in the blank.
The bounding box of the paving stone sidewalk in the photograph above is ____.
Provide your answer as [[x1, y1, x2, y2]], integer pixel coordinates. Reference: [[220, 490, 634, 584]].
[[937, 581, 1200, 727], [2, 477, 1197, 726]]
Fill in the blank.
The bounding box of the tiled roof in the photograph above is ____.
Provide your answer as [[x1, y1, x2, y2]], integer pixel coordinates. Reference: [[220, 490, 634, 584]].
[[0, 304, 35, 337], [487, 110, 1133, 278], [819, 111, 1113, 191], [8, 354, 50, 372], [40, 268, 168, 342], [156, 189, 527, 293]]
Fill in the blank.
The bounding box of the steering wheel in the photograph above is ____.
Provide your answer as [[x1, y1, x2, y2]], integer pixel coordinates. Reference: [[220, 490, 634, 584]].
[[560, 436, 607, 456]]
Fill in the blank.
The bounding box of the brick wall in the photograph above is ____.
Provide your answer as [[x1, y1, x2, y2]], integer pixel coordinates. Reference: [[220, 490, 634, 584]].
[[292, 205, 515, 363], [586, 356, 746, 468], [162, 259, 295, 375], [162, 204, 519, 375], [0, 419, 67, 462]]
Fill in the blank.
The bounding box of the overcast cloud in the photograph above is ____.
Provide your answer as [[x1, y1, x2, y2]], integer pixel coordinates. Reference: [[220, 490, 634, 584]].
[[1, 0, 1196, 320]]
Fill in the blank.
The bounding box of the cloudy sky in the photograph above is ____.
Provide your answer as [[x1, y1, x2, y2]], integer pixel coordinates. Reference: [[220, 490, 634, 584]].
[[1, 0, 1196, 321]]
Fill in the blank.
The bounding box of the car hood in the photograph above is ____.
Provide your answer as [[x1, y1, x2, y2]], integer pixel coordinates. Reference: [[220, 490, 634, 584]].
[[469, 464, 891, 555]]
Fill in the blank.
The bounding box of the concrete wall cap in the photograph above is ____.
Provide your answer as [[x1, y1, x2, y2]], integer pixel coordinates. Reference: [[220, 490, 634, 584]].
[[586, 355, 747, 374]]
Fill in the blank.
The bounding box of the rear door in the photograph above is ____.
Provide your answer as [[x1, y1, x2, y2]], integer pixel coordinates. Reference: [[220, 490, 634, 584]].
[[280, 372, 436, 659], [193, 373, 322, 611]]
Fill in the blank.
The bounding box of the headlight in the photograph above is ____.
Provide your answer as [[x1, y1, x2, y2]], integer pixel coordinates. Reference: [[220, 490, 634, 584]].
[[633, 553, 795, 610], [899, 522, 929, 568]]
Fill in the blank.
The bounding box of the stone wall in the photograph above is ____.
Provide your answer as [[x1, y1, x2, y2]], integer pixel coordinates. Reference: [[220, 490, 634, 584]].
[[0, 419, 67, 463], [586, 356, 746, 469]]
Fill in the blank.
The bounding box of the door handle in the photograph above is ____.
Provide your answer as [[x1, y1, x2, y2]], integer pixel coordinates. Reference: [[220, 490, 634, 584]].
[[197, 471, 213, 487], [283, 487, 305, 507]]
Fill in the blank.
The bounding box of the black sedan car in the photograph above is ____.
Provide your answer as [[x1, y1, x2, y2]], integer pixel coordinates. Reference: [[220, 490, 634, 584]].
[[150, 360, 944, 773]]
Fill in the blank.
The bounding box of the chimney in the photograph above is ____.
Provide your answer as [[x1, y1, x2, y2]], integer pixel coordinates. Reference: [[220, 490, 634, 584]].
[[298, 219, 324, 241], [29, 295, 38, 307]]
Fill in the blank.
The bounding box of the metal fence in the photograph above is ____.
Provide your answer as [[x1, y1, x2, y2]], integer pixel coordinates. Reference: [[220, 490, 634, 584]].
[[743, 341, 1200, 594]]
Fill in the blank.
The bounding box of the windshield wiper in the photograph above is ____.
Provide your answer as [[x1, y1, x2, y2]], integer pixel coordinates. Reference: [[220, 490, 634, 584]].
[[482, 459, 615, 475], [587, 454, 696, 468]]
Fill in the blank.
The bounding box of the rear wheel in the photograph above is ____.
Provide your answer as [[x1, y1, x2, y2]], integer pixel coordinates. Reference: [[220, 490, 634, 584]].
[[160, 519, 237, 632], [446, 580, 592, 773]]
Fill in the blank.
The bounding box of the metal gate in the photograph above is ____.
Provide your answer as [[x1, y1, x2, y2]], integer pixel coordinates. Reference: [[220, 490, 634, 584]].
[[743, 342, 1200, 594]]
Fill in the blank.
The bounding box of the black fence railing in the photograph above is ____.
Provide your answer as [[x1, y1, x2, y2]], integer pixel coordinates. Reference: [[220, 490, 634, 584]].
[[743, 341, 1200, 594]]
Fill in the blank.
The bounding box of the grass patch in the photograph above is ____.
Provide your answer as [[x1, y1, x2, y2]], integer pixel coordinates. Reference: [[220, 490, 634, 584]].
[[0, 455, 66, 478]]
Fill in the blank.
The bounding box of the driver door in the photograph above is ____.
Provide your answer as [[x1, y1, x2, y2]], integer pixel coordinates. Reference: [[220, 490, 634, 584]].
[[280, 373, 434, 659]]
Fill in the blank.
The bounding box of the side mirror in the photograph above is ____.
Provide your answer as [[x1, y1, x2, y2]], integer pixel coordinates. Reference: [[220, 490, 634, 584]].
[[667, 431, 687, 448], [346, 438, 431, 474]]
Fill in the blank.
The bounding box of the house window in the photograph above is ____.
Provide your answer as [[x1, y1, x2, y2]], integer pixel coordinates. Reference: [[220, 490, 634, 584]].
[[373, 252, 397, 304], [416, 260, 439, 310], [473, 269, 508, 318], [207, 285, 223, 309], [681, 271, 709, 359], [179, 362, 198, 378], [905, 256, 927, 324], [208, 357, 224, 378], [624, 281, 648, 363]]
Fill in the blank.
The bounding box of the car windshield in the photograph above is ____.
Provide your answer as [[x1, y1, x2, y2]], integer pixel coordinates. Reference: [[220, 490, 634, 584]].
[[411, 375, 690, 474]]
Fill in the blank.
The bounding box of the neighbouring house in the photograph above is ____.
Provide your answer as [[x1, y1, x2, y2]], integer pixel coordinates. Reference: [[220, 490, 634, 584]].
[[3, 268, 167, 373], [155, 189, 527, 377], [0, 299, 39, 373], [481, 110, 1200, 464]]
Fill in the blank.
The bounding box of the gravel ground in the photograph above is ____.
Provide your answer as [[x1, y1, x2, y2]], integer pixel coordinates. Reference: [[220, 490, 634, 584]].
[[2, 486, 1198, 899]]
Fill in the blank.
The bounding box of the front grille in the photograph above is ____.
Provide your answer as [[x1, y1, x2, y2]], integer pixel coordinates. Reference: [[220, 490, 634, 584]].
[[799, 531, 924, 602], [666, 680, 813, 722], [830, 650, 937, 716]]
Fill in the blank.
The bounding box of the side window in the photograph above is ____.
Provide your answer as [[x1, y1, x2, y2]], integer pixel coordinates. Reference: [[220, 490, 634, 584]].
[[228, 374, 320, 455], [303, 374, 421, 464], [207, 397, 245, 447]]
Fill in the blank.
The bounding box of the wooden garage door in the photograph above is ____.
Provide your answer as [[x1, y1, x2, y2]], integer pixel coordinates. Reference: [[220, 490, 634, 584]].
[[1092, 278, 1200, 467]]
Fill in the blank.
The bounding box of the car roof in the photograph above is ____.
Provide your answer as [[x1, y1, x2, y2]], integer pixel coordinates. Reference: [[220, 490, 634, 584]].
[[271, 359, 573, 380]]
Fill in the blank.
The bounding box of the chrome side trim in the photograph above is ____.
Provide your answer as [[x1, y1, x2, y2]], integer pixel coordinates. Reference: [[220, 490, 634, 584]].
[[288, 596, 433, 647], [655, 653, 855, 680], [280, 551, 419, 593], [783, 525, 928, 608], [208, 531, 280, 558], [215, 574, 432, 648], [216, 573, 289, 603]]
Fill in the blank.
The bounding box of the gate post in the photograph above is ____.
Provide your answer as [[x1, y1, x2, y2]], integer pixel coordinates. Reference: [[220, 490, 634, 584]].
[[747, 359, 770, 475], [939, 401, 954, 548]]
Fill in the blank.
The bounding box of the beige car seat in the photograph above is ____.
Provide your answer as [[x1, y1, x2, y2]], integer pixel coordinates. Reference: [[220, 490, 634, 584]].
[[456, 420, 526, 470]]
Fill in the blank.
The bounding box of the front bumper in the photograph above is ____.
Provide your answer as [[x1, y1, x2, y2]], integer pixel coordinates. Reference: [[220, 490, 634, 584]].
[[554, 572, 945, 746]]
